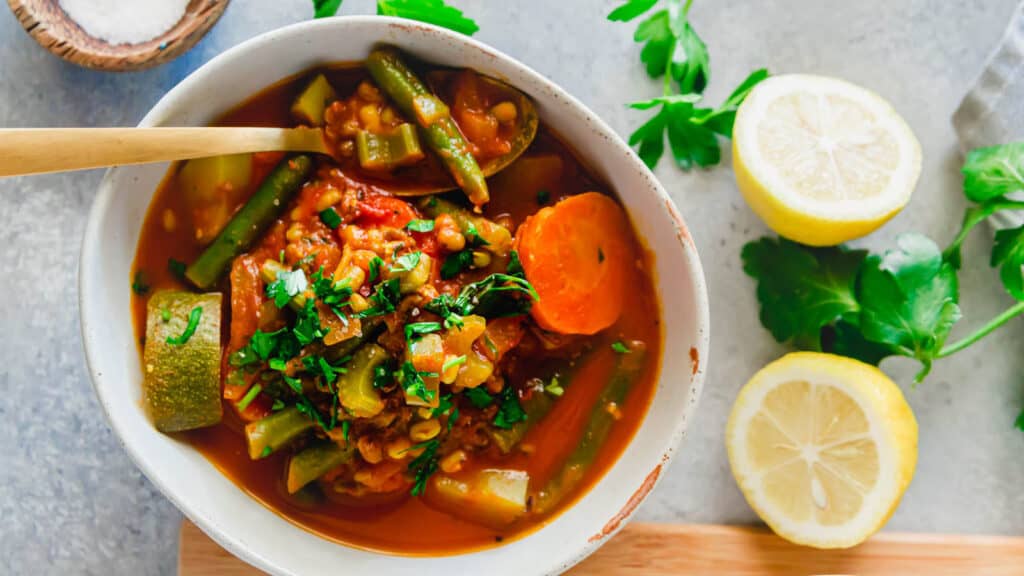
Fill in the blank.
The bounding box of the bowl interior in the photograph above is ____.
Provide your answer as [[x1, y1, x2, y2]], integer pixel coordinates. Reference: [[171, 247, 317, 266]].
[[79, 17, 708, 576], [8, 0, 227, 71]]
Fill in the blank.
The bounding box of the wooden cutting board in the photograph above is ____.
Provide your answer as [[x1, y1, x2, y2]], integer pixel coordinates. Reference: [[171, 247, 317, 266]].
[[179, 519, 1024, 575]]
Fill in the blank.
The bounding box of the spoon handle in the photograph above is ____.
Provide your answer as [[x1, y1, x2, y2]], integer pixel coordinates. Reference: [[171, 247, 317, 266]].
[[0, 127, 328, 177]]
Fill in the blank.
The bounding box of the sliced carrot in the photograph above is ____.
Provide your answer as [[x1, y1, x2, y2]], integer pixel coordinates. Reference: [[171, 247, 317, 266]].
[[514, 192, 634, 335]]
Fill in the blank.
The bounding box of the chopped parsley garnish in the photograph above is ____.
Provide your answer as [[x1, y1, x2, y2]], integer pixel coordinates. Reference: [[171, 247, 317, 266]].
[[441, 354, 466, 373], [160, 308, 171, 322], [432, 393, 459, 431], [319, 207, 343, 230], [399, 361, 437, 403], [131, 271, 150, 295], [545, 375, 565, 396], [168, 258, 187, 281], [293, 299, 329, 345], [408, 438, 441, 496], [310, 267, 353, 318], [236, 384, 263, 412], [493, 385, 526, 429], [358, 277, 402, 317], [465, 222, 490, 247], [611, 341, 631, 354], [507, 250, 525, 277], [272, 399, 286, 411], [391, 251, 422, 273], [260, 446, 273, 458], [266, 268, 308, 308], [269, 358, 288, 371], [368, 256, 384, 283], [424, 293, 465, 329], [405, 321, 442, 342], [464, 387, 493, 408], [441, 250, 474, 279], [536, 189, 551, 205], [166, 306, 202, 346], [598, 247, 605, 263], [373, 362, 394, 389], [406, 219, 435, 233], [342, 420, 351, 443]]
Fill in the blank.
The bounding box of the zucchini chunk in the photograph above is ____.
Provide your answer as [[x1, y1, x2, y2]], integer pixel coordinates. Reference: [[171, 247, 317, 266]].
[[143, 291, 223, 432]]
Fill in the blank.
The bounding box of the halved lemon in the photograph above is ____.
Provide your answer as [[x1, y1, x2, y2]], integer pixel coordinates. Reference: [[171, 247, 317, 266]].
[[733, 74, 922, 246], [726, 352, 917, 549]]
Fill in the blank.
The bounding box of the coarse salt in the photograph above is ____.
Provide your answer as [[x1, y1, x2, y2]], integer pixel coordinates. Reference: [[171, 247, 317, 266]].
[[58, 0, 190, 46]]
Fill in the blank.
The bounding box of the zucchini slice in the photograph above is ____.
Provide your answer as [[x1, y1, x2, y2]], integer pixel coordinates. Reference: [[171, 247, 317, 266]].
[[143, 291, 223, 432]]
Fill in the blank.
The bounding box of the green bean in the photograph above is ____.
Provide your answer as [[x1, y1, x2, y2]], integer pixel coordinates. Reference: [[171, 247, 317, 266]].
[[533, 342, 647, 513], [286, 442, 355, 494], [417, 197, 511, 254], [365, 48, 489, 206], [244, 407, 315, 460], [186, 155, 313, 289]]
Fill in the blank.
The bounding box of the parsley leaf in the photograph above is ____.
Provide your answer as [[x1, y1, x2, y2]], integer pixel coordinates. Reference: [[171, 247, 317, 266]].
[[493, 386, 526, 429], [824, 320, 897, 367], [858, 234, 962, 382], [441, 354, 466, 373], [131, 271, 150, 296], [266, 268, 308, 309], [399, 361, 437, 403], [441, 250, 474, 279], [544, 376, 565, 397], [313, 0, 343, 18], [359, 278, 401, 317], [962, 142, 1024, 203], [293, 299, 328, 346], [391, 251, 422, 274], [692, 68, 771, 136], [742, 237, 866, 350], [991, 224, 1024, 301], [405, 322, 442, 342], [166, 306, 202, 346], [407, 438, 440, 496], [168, 258, 187, 281], [611, 341, 631, 353], [368, 256, 384, 284], [464, 387, 493, 408], [377, 0, 479, 36], [406, 219, 435, 233], [607, 0, 659, 22], [319, 207, 343, 229]]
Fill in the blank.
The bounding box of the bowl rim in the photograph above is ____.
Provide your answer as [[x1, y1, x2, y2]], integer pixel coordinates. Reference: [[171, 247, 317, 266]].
[[79, 15, 710, 575]]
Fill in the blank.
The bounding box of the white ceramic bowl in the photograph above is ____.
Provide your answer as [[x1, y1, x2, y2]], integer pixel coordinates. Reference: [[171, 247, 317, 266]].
[[80, 17, 709, 576]]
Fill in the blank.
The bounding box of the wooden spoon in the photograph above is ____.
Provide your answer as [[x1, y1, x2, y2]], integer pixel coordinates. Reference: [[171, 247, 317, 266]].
[[0, 127, 330, 178]]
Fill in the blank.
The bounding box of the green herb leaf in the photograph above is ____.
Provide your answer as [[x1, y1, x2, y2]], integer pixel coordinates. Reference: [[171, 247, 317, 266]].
[[368, 256, 385, 284], [391, 251, 422, 274], [236, 384, 263, 412], [692, 68, 770, 136], [742, 237, 866, 350], [313, 0, 343, 18], [858, 234, 962, 382], [359, 278, 402, 317], [160, 308, 171, 322], [991, 224, 1024, 301], [405, 321, 442, 342], [407, 438, 440, 496], [464, 387, 493, 408], [266, 268, 308, 309], [272, 399, 286, 411], [962, 142, 1024, 203], [544, 375, 565, 397], [667, 7, 709, 94], [493, 386, 526, 429], [441, 250, 474, 279], [293, 299, 328, 345], [168, 258, 187, 281], [377, 0, 479, 36], [406, 219, 435, 233], [628, 107, 668, 168], [611, 341, 631, 354], [319, 207, 343, 230], [441, 354, 466, 373], [607, 0, 659, 22], [824, 320, 897, 366], [507, 250, 525, 277], [536, 189, 551, 205], [399, 361, 437, 403], [166, 306, 202, 346], [131, 271, 150, 296]]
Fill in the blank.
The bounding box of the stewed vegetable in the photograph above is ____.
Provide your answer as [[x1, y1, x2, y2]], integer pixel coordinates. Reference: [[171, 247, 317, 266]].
[[130, 50, 661, 554]]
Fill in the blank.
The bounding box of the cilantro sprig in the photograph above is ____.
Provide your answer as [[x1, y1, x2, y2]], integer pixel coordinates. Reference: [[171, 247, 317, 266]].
[[609, 0, 768, 170], [313, 0, 478, 36], [743, 141, 1024, 385]]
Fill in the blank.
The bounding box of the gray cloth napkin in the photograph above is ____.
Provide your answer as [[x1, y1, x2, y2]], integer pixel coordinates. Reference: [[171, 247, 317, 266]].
[[953, 1, 1024, 229]]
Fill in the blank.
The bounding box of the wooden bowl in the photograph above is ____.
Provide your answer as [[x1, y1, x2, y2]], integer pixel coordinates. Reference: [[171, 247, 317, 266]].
[[7, 0, 228, 72]]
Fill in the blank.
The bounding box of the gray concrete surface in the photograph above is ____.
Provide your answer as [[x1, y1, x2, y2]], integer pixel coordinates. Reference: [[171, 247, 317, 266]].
[[1, 1, 1022, 574]]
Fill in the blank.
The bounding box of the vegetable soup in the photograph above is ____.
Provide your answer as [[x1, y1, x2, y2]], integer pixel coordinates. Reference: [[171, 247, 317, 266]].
[[130, 48, 662, 554]]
